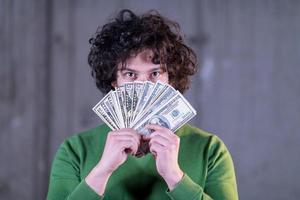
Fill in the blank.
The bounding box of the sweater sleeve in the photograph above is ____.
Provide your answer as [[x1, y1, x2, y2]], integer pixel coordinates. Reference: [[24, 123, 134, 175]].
[[46, 142, 103, 200], [167, 136, 238, 200]]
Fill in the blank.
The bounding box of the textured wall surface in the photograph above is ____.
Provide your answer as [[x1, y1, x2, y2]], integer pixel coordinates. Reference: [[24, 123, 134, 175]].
[[0, 0, 300, 199]]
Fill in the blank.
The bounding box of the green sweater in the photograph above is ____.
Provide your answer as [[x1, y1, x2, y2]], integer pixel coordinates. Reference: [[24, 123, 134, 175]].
[[47, 124, 238, 200]]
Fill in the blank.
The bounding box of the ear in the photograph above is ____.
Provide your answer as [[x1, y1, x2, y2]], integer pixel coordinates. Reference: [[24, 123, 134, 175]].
[[111, 80, 117, 88]]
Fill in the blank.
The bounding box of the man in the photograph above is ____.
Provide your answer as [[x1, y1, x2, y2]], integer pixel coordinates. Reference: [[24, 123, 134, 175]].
[[47, 9, 238, 199]]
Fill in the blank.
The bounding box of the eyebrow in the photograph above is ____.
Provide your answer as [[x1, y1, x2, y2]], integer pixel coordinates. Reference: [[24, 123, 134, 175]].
[[120, 67, 164, 73]]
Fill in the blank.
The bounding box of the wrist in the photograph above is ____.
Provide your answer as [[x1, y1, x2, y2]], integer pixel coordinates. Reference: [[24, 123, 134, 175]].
[[165, 169, 184, 191], [85, 165, 112, 195], [92, 164, 113, 178]]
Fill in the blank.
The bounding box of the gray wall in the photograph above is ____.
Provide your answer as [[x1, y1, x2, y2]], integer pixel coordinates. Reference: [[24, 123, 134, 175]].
[[1, 0, 300, 199]]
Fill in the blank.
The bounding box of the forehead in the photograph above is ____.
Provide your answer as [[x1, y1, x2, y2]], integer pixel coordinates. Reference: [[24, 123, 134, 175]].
[[119, 50, 161, 71]]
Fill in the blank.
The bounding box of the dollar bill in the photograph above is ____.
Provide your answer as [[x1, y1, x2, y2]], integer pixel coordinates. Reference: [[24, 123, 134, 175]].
[[130, 81, 154, 125], [93, 81, 196, 133], [92, 92, 120, 129], [103, 92, 122, 126], [134, 85, 177, 125], [130, 81, 145, 125], [110, 91, 125, 128], [92, 104, 118, 130], [115, 86, 127, 127], [133, 92, 196, 135], [124, 82, 135, 127], [132, 81, 166, 125]]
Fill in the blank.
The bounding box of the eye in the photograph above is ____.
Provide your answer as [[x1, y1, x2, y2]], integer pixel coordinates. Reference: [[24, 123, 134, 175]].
[[124, 72, 136, 79], [126, 72, 134, 77], [151, 71, 160, 78]]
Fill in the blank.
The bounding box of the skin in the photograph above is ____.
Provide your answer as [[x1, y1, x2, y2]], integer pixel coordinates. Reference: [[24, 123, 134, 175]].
[[85, 50, 184, 195]]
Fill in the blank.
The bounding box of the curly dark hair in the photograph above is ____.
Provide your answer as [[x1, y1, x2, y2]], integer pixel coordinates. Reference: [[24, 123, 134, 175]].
[[88, 9, 197, 94]]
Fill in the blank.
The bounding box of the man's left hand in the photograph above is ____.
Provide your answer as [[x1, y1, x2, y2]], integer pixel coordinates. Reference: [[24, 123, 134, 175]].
[[143, 124, 184, 190]]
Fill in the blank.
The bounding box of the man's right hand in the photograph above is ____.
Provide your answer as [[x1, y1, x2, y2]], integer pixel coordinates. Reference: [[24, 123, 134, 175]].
[[85, 128, 141, 195]]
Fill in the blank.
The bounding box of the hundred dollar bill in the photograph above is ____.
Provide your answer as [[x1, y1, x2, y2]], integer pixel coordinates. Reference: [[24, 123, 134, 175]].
[[110, 91, 125, 128], [131, 81, 154, 125], [132, 81, 165, 125], [93, 92, 120, 129], [103, 92, 122, 126], [124, 82, 135, 127], [133, 92, 196, 135], [143, 81, 167, 106], [130, 81, 144, 125], [115, 86, 127, 127], [146, 81, 169, 105], [132, 85, 177, 126], [92, 105, 118, 130]]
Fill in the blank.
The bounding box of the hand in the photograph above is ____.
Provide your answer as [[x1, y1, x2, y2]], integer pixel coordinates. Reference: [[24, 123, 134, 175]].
[[98, 128, 141, 173], [86, 128, 140, 195], [143, 124, 184, 190]]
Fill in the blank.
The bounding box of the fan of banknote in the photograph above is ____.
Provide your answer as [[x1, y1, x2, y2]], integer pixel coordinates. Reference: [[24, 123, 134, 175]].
[[92, 81, 196, 135]]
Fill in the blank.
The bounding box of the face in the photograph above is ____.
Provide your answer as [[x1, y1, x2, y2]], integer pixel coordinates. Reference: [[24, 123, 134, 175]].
[[113, 50, 169, 87]]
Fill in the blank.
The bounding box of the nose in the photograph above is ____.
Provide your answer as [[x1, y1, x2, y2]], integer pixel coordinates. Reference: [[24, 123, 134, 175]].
[[136, 74, 149, 82]]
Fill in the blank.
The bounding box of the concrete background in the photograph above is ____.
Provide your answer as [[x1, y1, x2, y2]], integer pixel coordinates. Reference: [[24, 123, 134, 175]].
[[1, 0, 300, 199]]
